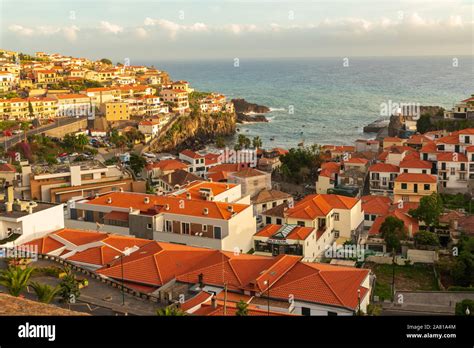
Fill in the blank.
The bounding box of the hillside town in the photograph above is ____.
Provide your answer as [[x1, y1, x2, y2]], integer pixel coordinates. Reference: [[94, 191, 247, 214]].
[[0, 48, 472, 318]]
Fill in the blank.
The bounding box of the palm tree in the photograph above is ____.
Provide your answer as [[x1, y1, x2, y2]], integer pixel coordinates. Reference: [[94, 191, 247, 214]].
[[76, 133, 89, 152], [0, 266, 34, 296], [156, 306, 186, 316], [252, 136, 262, 149], [236, 300, 249, 316], [29, 282, 61, 303]]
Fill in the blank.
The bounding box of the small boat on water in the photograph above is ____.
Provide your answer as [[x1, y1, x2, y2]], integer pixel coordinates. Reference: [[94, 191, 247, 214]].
[[270, 137, 275, 141]]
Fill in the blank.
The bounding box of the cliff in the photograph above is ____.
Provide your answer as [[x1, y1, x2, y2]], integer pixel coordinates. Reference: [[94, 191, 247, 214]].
[[232, 99, 270, 114], [153, 111, 236, 153]]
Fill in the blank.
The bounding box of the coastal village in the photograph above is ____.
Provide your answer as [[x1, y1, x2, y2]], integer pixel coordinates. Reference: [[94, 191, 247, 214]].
[[0, 48, 472, 317]]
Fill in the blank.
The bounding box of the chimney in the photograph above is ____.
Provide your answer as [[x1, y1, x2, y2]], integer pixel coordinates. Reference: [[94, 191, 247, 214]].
[[6, 185, 14, 205], [203, 208, 208, 215], [198, 273, 204, 288], [144, 197, 150, 204], [186, 192, 191, 200], [211, 295, 217, 309], [227, 205, 233, 213], [164, 204, 170, 210], [106, 197, 112, 204]]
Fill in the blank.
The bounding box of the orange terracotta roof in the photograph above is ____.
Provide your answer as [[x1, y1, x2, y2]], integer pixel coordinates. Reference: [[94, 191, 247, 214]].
[[255, 224, 314, 241], [395, 173, 437, 183], [146, 159, 188, 171], [420, 142, 439, 153], [369, 163, 399, 173], [458, 128, 474, 135], [174, 181, 237, 200], [286, 194, 358, 220], [437, 152, 468, 162], [345, 158, 369, 164], [436, 132, 460, 145], [180, 291, 214, 312], [85, 192, 249, 220], [55, 94, 90, 100], [369, 210, 419, 236], [180, 149, 201, 159], [399, 159, 432, 169], [361, 195, 391, 215], [0, 163, 17, 172]]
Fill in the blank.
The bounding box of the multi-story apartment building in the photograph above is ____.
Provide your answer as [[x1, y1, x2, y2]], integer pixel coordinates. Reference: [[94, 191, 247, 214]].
[[393, 173, 437, 203], [284, 194, 364, 243], [54, 94, 92, 117], [368, 163, 399, 195], [437, 152, 468, 192], [21, 161, 143, 202], [399, 158, 432, 174], [0, 72, 15, 92], [444, 95, 474, 120], [179, 150, 221, 177], [227, 168, 271, 198], [70, 191, 256, 252], [33, 69, 60, 85], [160, 88, 189, 114], [100, 101, 130, 121], [82, 87, 121, 104]]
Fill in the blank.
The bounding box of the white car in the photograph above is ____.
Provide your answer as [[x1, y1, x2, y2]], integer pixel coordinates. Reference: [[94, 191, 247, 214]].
[[143, 152, 156, 159]]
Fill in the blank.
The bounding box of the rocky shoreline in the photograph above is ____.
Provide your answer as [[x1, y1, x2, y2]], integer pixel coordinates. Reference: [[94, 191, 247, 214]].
[[232, 98, 270, 123]]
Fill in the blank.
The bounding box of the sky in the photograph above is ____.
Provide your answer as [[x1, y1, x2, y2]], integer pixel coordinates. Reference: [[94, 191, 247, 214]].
[[0, 0, 472, 61]]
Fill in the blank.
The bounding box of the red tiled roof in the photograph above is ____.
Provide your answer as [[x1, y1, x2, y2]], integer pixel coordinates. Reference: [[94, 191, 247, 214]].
[[369, 210, 419, 236], [254, 224, 314, 241], [399, 159, 432, 169], [395, 173, 437, 183], [286, 194, 358, 220], [146, 159, 188, 171], [0, 163, 17, 172], [85, 192, 249, 220], [361, 195, 391, 215], [369, 163, 399, 173], [437, 152, 468, 162]]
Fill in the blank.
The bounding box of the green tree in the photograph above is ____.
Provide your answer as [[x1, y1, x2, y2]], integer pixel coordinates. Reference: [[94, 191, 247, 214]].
[[76, 133, 89, 151], [380, 216, 406, 253], [215, 136, 225, 149], [30, 282, 61, 303], [100, 58, 113, 65], [252, 136, 262, 149], [129, 153, 146, 175], [237, 134, 251, 149], [451, 236, 474, 287], [63, 133, 79, 151], [156, 306, 186, 316], [58, 267, 80, 303], [410, 193, 443, 230], [235, 300, 249, 316], [0, 266, 34, 296], [414, 230, 440, 247], [278, 146, 323, 184], [416, 114, 433, 134], [455, 299, 474, 315]]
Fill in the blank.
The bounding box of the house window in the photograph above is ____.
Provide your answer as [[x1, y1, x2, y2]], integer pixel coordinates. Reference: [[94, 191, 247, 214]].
[[165, 220, 172, 232], [422, 170, 427, 174], [214, 226, 222, 239], [297, 221, 305, 227], [266, 216, 272, 224], [302, 307, 311, 316], [147, 223, 152, 230], [328, 311, 338, 316], [364, 214, 369, 220], [334, 213, 339, 221], [450, 167, 455, 176], [334, 230, 340, 238], [401, 183, 407, 190], [403, 169, 408, 173], [424, 184, 430, 190], [180, 222, 190, 234], [276, 218, 282, 224], [203, 225, 207, 232], [262, 204, 267, 210]]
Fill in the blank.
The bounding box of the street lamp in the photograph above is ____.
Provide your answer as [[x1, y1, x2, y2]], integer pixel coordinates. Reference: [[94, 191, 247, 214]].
[[114, 246, 138, 306], [263, 280, 270, 316], [357, 288, 361, 315]]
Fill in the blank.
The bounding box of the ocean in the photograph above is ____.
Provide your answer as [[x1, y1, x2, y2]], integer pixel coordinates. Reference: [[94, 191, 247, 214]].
[[139, 56, 474, 148]]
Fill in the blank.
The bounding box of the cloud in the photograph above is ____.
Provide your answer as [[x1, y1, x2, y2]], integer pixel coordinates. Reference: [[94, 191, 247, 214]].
[[8, 24, 79, 41], [143, 18, 208, 38], [99, 21, 123, 34], [8, 25, 34, 36]]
